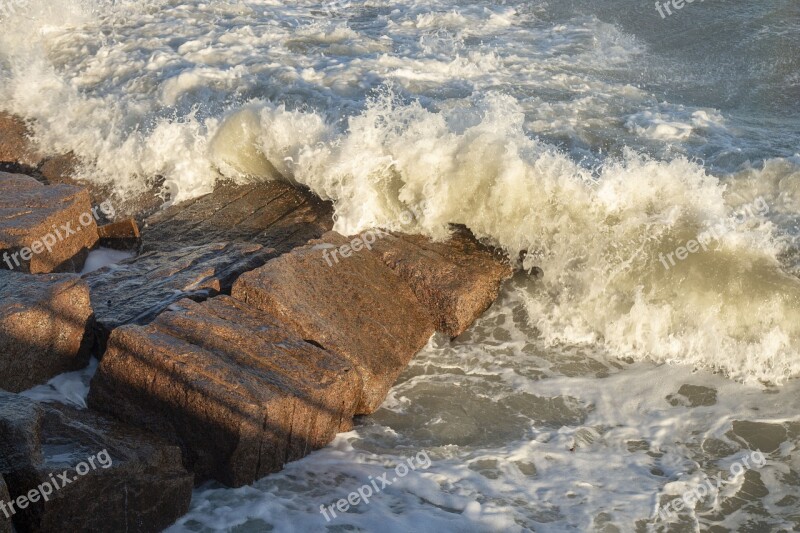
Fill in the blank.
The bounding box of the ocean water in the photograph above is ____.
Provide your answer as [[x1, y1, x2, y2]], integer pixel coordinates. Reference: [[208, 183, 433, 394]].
[[3, 1, 800, 530]]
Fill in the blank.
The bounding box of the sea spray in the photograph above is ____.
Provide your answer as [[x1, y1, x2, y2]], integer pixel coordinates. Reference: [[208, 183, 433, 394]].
[[1, 0, 799, 384]]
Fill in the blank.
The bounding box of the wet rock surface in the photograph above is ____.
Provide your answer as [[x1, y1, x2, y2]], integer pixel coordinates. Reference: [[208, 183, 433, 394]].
[[233, 232, 436, 414], [82, 241, 276, 349], [141, 180, 333, 254], [0, 111, 515, 528], [666, 384, 718, 407], [0, 113, 43, 174], [0, 172, 99, 274], [88, 296, 362, 487], [0, 271, 93, 392], [0, 390, 193, 533], [97, 218, 141, 250], [0, 114, 161, 221], [365, 228, 512, 337]]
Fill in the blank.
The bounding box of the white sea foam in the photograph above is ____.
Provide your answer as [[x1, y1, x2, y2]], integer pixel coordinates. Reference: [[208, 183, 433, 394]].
[[3, 2, 799, 530], [166, 285, 800, 531], [1, 0, 799, 384]]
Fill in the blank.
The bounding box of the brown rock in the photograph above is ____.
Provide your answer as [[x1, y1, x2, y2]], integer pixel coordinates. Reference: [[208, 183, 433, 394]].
[[83, 241, 276, 350], [97, 218, 141, 250], [38, 152, 79, 185], [0, 390, 193, 533], [365, 228, 512, 337], [38, 153, 110, 212], [0, 113, 44, 173], [233, 232, 435, 414], [141, 180, 333, 254], [0, 172, 99, 273], [39, 154, 164, 224], [88, 296, 362, 487], [0, 474, 10, 533], [0, 271, 93, 393]]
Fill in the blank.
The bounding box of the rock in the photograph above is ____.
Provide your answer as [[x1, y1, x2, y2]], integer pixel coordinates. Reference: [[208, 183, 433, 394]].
[[88, 296, 362, 487], [39, 154, 164, 224], [364, 228, 512, 337], [141, 180, 333, 254], [0, 172, 99, 273], [0, 271, 93, 393], [82, 241, 276, 350], [38, 153, 111, 213], [0, 113, 43, 174], [37, 152, 78, 185], [666, 384, 718, 407], [0, 391, 193, 533], [233, 232, 435, 414], [0, 475, 10, 533], [97, 218, 141, 250]]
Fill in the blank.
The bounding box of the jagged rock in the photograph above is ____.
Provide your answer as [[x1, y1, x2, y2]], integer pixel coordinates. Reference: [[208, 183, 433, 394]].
[[0, 474, 10, 533], [38, 153, 112, 213], [88, 296, 362, 487], [0, 391, 193, 533], [233, 233, 435, 414], [39, 154, 164, 224], [363, 228, 512, 337], [82, 241, 275, 350], [97, 218, 141, 250], [0, 271, 93, 393], [141, 180, 333, 254], [0, 113, 43, 174], [37, 152, 78, 185], [0, 172, 99, 273]]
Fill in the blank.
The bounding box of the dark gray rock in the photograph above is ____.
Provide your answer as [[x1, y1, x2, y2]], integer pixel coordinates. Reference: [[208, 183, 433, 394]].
[[0, 391, 193, 533], [82, 241, 276, 350]]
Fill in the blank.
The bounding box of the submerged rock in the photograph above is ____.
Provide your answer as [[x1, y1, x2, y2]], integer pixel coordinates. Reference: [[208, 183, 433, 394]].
[[0, 390, 193, 532], [0, 271, 93, 392], [88, 296, 362, 487], [141, 180, 333, 254], [0, 172, 99, 274], [364, 228, 512, 337], [82, 241, 276, 349], [233, 232, 435, 414]]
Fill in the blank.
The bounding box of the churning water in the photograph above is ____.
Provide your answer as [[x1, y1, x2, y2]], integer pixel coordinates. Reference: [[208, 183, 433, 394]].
[[3, 0, 800, 530]]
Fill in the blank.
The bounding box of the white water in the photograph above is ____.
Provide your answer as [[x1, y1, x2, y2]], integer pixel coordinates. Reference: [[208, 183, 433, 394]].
[[3, 0, 800, 530]]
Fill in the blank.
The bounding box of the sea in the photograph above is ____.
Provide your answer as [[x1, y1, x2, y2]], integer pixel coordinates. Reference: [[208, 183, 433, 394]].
[[3, 0, 800, 531]]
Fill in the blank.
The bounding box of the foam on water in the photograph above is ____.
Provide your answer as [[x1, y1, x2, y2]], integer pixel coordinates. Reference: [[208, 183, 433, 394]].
[[209, 93, 800, 384], [1, 0, 799, 380], [164, 283, 800, 531]]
